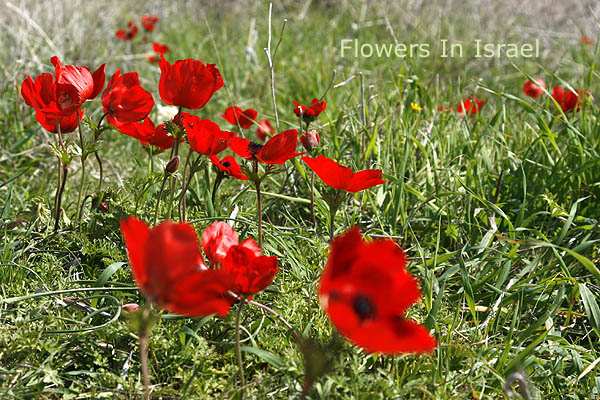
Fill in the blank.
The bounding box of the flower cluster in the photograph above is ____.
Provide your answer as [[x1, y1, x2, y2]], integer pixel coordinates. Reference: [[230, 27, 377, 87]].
[[120, 218, 278, 316]]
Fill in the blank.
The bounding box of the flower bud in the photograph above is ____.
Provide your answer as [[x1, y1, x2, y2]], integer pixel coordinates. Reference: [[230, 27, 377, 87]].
[[123, 303, 140, 313], [166, 155, 180, 174], [300, 130, 320, 151], [97, 201, 109, 213]]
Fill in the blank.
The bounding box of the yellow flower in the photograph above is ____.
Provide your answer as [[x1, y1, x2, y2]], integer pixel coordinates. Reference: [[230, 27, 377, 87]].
[[411, 102, 422, 111]]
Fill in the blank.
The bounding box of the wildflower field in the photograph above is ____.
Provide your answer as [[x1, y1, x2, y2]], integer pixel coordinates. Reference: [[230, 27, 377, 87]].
[[1, 0, 599, 398]]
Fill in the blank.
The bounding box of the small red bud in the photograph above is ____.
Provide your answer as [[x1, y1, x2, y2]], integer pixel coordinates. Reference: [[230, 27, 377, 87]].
[[300, 130, 320, 151], [166, 156, 180, 174], [98, 201, 109, 213], [123, 303, 140, 313]]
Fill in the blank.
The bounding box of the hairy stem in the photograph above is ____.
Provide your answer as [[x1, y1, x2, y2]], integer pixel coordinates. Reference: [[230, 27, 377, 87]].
[[235, 300, 246, 399], [153, 174, 169, 226], [76, 110, 86, 223], [139, 333, 150, 400], [310, 170, 316, 227], [211, 173, 224, 209], [254, 161, 263, 248], [178, 149, 193, 222], [53, 121, 66, 232], [54, 165, 68, 232], [93, 112, 109, 194]]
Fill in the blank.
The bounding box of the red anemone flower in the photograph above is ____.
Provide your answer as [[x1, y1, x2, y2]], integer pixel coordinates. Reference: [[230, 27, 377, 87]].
[[158, 55, 223, 110], [116, 20, 138, 41], [320, 227, 437, 354], [209, 155, 248, 180], [302, 155, 386, 193], [113, 117, 178, 150], [149, 42, 170, 63], [551, 86, 583, 113], [183, 116, 235, 156], [35, 108, 84, 134], [437, 97, 485, 115], [120, 217, 236, 317], [456, 97, 485, 115], [255, 119, 272, 141], [101, 69, 154, 125], [522, 78, 546, 98], [293, 98, 327, 122], [202, 222, 278, 296], [221, 106, 258, 129], [582, 35, 595, 45], [21, 56, 105, 118], [228, 129, 305, 165], [141, 15, 159, 32]]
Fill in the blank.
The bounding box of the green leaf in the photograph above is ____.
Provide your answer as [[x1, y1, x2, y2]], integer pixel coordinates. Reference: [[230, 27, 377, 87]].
[[95, 262, 126, 287], [240, 346, 285, 368], [579, 283, 600, 335]]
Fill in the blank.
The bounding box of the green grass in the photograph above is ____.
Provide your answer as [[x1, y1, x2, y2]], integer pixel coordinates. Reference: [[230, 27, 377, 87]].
[[1, 1, 600, 398]]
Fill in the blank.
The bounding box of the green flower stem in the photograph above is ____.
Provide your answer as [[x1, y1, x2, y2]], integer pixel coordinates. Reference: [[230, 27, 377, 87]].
[[165, 143, 180, 221], [253, 161, 263, 248], [153, 145, 175, 226], [93, 112, 109, 194], [54, 121, 68, 232], [328, 190, 343, 241], [178, 149, 193, 222], [211, 172, 225, 209], [147, 146, 154, 176], [76, 109, 86, 223], [235, 299, 246, 399], [179, 154, 203, 222], [139, 303, 152, 400], [310, 170, 316, 227]]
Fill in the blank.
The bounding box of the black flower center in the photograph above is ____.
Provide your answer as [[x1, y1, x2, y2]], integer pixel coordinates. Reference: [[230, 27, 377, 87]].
[[247, 142, 264, 156], [222, 161, 231, 168], [353, 294, 376, 321]]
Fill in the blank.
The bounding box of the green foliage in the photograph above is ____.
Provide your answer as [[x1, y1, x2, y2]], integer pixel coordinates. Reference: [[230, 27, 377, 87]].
[[1, 1, 599, 399]]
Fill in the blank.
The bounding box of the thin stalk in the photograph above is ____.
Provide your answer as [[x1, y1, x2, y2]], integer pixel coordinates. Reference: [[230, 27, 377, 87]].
[[359, 72, 366, 153], [78, 194, 93, 222], [211, 173, 224, 208], [93, 112, 109, 193], [76, 109, 86, 223], [359, 71, 366, 126], [319, 69, 337, 101], [179, 154, 202, 223], [264, 3, 287, 131], [166, 108, 183, 220], [329, 204, 335, 241], [328, 191, 341, 242], [54, 165, 68, 232], [204, 165, 215, 217], [147, 147, 153, 176], [139, 333, 150, 400], [235, 300, 246, 399], [153, 174, 169, 226], [153, 127, 179, 225], [166, 142, 180, 221], [178, 149, 193, 222], [253, 161, 263, 248], [138, 303, 153, 400], [54, 121, 67, 232], [54, 156, 61, 229], [310, 170, 316, 227]]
